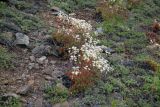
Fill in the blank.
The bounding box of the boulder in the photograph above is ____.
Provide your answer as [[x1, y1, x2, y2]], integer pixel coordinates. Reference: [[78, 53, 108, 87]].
[[14, 33, 29, 46]]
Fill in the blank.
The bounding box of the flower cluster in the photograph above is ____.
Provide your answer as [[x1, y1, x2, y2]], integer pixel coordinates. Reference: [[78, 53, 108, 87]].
[[54, 11, 112, 93], [56, 11, 112, 75]]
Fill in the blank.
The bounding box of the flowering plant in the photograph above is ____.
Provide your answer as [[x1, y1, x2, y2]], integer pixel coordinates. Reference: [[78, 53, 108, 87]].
[[54, 11, 112, 92]]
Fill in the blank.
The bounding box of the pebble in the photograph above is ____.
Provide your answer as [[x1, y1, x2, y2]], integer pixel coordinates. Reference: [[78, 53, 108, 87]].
[[50, 60, 56, 65], [28, 63, 35, 70], [29, 56, 35, 62], [37, 56, 47, 64], [34, 63, 40, 69]]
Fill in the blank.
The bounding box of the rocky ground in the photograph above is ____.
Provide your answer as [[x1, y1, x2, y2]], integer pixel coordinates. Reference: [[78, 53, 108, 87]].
[[0, 0, 160, 107]]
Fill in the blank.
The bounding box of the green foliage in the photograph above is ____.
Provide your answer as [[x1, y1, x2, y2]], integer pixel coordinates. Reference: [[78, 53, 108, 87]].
[[102, 17, 125, 34], [50, 0, 96, 12], [99, 39, 114, 47], [0, 1, 42, 33], [0, 96, 21, 107], [80, 94, 106, 106], [114, 65, 130, 75], [44, 85, 69, 104], [103, 83, 113, 93], [0, 47, 13, 69], [133, 53, 150, 62]]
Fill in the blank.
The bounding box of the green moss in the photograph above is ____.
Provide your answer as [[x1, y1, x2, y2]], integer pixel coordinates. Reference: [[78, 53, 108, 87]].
[[114, 65, 130, 75], [99, 39, 114, 47], [0, 1, 43, 33], [80, 94, 106, 106], [44, 85, 69, 104], [103, 83, 113, 93], [50, 0, 96, 12], [0, 96, 21, 107], [133, 53, 150, 62], [0, 47, 13, 69]]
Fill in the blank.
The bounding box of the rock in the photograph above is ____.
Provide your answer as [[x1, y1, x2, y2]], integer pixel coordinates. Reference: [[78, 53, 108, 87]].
[[53, 103, 61, 107], [61, 101, 70, 107], [53, 101, 69, 107], [28, 63, 35, 70], [16, 80, 34, 95], [26, 101, 33, 107], [3, 93, 20, 99], [34, 63, 40, 69], [100, 46, 115, 53], [121, 60, 135, 67], [14, 33, 29, 46], [95, 27, 104, 35], [69, 13, 76, 16], [37, 56, 47, 64], [45, 75, 53, 81], [51, 6, 62, 16], [32, 45, 51, 56], [29, 56, 35, 62], [44, 59, 49, 65], [50, 60, 56, 65]]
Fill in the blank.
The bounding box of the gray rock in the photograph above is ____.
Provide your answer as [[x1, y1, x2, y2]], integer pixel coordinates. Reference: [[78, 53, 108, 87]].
[[51, 6, 63, 16], [50, 60, 56, 65], [34, 63, 40, 69], [94, 27, 104, 36], [45, 75, 53, 81], [61, 101, 70, 107], [3, 93, 20, 98], [121, 60, 135, 67], [29, 56, 35, 62], [26, 102, 33, 107], [28, 63, 35, 70], [37, 56, 47, 64], [32, 45, 51, 55], [105, 47, 115, 53], [100, 46, 115, 53], [16, 85, 31, 95], [53, 101, 70, 107], [14, 33, 29, 46], [16, 80, 34, 95], [32, 43, 59, 56]]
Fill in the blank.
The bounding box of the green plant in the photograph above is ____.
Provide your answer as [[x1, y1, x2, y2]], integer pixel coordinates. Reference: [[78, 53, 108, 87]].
[[45, 85, 69, 104], [0, 2, 43, 33], [0, 47, 13, 69], [0, 96, 21, 107], [103, 83, 113, 93], [80, 94, 106, 106], [133, 53, 150, 62], [96, 0, 128, 21], [50, 0, 96, 12], [114, 65, 130, 75]]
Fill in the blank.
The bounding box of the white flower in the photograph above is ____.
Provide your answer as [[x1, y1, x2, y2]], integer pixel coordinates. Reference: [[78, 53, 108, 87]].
[[57, 11, 113, 74]]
